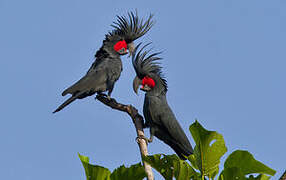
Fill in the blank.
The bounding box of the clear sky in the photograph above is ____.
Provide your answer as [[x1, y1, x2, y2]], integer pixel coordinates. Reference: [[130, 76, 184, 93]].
[[0, 0, 285, 179]]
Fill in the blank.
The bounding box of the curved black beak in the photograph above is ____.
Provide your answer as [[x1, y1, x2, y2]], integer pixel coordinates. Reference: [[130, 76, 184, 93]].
[[127, 42, 135, 57], [133, 76, 142, 94]]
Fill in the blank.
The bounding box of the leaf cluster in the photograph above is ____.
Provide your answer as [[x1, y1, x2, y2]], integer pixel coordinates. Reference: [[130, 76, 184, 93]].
[[79, 121, 276, 180], [79, 153, 146, 180]]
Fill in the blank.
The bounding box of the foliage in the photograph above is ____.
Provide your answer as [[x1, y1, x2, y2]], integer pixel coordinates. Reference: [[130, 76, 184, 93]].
[[78, 153, 146, 180], [143, 154, 200, 180], [189, 121, 227, 179], [79, 121, 276, 180], [218, 150, 276, 180]]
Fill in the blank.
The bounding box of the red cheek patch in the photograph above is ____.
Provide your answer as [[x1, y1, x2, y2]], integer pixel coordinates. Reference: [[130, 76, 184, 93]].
[[113, 40, 127, 52], [142, 76, 155, 88]]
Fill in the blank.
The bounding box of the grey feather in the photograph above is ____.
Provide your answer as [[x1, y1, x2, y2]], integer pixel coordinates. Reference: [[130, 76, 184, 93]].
[[132, 44, 193, 159], [144, 95, 193, 159], [110, 11, 154, 43], [54, 11, 154, 113]]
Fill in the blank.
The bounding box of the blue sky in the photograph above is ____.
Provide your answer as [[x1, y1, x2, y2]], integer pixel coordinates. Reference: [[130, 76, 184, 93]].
[[0, 0, 285, 179]]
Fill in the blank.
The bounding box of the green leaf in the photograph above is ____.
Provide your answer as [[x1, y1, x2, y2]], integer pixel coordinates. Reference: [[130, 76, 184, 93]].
[[219, 150, 275, 180], [143, 154, 176, 180], [78, 153, 111, 180], [173, 158, 200, 180], [187, 154, 199, 170], [219, 168, 271, 180], [189, 121, 227, 179], [143, 154, 199, 180], [248, 174, 270, 180], [218, 167, 247, 180], [110, 163, 146, 180], [223, 150, 276, 176]]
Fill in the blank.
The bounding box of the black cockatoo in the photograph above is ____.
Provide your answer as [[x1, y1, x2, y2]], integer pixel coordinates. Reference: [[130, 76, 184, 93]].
[[132, 44, 193, 159], [54, 12, 154, 113]]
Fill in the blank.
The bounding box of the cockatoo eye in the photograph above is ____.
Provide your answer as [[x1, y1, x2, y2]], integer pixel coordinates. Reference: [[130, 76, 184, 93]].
[[114, 40, 127, 52], [142, 76, 155, 88]]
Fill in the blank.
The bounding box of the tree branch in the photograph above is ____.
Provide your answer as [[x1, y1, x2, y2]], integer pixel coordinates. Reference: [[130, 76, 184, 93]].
[[96, 94, 154, 180], [280, 170, 286, 180]]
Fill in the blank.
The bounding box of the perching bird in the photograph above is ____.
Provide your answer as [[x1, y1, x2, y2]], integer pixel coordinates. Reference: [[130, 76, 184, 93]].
[[132, 44, 193, 159], [53, 12, 154, 113]]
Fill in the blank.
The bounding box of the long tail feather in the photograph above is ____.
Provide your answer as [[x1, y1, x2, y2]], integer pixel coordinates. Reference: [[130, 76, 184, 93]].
[[157, 131, 193, 160], [168, 141, 193, 160], [53, 95, 78, 113]]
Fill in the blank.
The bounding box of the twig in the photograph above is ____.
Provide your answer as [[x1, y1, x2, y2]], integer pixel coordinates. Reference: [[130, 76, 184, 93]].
[[96, 95, 154, 180], [279, 170, 286, 180]]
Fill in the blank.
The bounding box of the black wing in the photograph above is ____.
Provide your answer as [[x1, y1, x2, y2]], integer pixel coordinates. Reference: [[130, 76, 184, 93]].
[[145, 96, 193, 159]]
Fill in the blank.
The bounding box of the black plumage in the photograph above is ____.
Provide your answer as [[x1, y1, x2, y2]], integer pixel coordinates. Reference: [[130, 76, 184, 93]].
[[54, 12, 154, 113], [132, 44, 193, 159]]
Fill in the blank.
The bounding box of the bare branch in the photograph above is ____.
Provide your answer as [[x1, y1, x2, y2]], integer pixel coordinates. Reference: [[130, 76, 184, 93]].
[[280, 170, 286, 180], [96, 95, 154, 180]]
